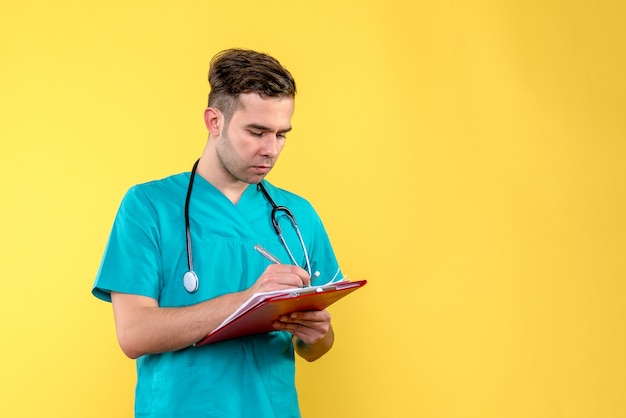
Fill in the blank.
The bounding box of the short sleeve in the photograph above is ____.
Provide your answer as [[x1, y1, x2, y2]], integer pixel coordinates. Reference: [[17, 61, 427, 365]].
[[304, 204, 342, 286], [92, 186, 162, 302]]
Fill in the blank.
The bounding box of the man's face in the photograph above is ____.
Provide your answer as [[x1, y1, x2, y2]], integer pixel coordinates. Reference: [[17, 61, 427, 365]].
[[215, 93, 295, 185]]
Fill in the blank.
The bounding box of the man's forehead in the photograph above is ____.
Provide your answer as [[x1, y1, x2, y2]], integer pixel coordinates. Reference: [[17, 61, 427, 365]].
[[232, 93, 295, 126], [236, 92, 294, 108]]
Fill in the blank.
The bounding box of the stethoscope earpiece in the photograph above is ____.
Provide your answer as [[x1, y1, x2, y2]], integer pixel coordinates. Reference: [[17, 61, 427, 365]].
[[183, 271, 199, 293]]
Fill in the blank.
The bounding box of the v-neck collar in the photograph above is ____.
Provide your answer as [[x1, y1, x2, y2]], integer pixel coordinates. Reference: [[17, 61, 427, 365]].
[[192, 174, 259, 208]]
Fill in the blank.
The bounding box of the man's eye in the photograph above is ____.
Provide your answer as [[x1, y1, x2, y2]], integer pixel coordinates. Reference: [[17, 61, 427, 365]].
[[250, 131, 263, 137]]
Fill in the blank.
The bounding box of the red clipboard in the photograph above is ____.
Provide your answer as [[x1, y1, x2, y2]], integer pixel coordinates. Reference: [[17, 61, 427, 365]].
[[195, 280, 367, 346]]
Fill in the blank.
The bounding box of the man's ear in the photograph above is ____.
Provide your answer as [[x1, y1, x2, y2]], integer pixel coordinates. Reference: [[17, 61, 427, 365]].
[[204, 107, 223, 137]]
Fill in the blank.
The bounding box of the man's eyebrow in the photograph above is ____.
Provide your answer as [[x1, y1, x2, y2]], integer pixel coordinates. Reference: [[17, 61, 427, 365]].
[[246, 123, 292, 133]]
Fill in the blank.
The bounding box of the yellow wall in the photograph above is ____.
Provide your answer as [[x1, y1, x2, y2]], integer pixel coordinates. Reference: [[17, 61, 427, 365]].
[[1, 1, 625, 417]]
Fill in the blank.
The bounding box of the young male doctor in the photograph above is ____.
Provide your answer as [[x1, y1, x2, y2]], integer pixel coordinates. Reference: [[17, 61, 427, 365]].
[[93, 49, 342, 417]]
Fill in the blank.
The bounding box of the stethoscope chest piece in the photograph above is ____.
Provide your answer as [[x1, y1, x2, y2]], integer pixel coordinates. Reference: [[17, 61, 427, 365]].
[[183, 271, 199, 293]]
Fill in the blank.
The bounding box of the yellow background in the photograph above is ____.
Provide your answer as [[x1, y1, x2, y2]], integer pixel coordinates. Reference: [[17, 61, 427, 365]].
[[1, 1, 625, 417]]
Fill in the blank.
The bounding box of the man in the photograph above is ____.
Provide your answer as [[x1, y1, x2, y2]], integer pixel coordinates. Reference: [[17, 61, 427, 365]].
[[93, 49, 341, 417]]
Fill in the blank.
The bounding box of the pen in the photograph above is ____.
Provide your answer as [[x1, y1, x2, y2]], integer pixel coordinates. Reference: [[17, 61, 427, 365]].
[[254, 244, 282, 264], [254, 244, 320, 285]]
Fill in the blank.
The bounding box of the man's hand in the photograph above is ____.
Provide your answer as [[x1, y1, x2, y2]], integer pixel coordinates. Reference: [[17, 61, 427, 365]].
[[273, 309, 334, 361], [248, 264, 311, 295]]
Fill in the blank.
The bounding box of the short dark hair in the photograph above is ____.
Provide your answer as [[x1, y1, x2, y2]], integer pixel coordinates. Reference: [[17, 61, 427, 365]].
[[207, 49, 297, 120]]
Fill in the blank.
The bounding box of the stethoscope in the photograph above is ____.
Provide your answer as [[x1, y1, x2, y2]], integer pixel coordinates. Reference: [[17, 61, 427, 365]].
[[182, 159, 313, 293]]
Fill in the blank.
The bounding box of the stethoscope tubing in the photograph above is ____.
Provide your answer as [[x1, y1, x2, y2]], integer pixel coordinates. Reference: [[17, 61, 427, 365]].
[[183, 159, 312, 293], [184, 159, 200, 274]]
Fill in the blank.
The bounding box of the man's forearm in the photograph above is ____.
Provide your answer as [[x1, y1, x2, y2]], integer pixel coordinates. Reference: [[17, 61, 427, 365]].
[[111, 291, 250, 358], [294, 325, 335, 362]]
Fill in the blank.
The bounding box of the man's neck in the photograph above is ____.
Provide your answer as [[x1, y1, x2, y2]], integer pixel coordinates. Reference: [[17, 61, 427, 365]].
[[195, 156, 249, 205]]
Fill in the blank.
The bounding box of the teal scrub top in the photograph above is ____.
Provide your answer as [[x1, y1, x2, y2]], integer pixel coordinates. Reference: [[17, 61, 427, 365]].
[[92, 172, 341, 418]]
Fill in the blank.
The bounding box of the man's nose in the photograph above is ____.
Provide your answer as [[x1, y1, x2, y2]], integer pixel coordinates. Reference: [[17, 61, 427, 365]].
[[260, 136, 279, 157]]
